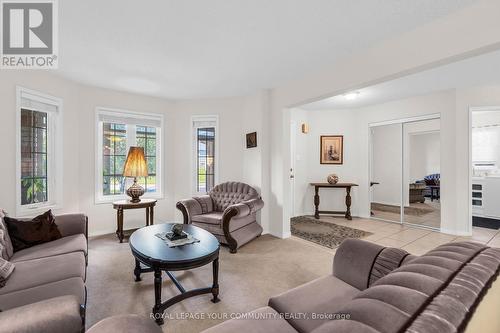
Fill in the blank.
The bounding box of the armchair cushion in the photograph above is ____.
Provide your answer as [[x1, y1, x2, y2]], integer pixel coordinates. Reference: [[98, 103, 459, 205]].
[[193, 213, 256, 235], [191, 212, 223, 225], [210, 182, 259, 211]]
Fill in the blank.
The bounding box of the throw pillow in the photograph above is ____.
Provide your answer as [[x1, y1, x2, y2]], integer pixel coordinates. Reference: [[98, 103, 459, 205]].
[[4, 210, 62, 252], [0, 209, 14, 260], [0, 257, 15, 288]]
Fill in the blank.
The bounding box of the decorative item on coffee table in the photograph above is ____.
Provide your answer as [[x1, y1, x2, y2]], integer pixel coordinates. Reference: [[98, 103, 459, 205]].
[[166, 224, 187, 241], [123, 146, 148, 203]]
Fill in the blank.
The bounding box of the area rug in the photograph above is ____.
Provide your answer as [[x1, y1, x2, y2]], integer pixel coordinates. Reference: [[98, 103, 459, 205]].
[[290, 216, 371, 249], [371, 203, 435, 216]]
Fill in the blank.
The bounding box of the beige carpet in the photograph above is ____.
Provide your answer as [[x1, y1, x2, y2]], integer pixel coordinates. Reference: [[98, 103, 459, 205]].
[[86, 232, 335, 332]]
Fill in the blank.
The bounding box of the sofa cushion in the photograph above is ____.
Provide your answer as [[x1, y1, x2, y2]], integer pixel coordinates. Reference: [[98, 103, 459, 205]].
[[87, 315, 162, 333], [202, 306, 297, 333], [191, 212, 223, 225], [0, 295, 83, 333], [0, 209, 14, 260], [0, 251, 86, 295], [10, 234, 87, 262], [268, 275, 359, 333], [0, 277, 85, 310], [4, 210, 62, 252], [192, 213, 257, 234]]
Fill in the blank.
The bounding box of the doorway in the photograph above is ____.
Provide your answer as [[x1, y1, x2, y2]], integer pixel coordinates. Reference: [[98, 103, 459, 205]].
[[470, 107, 500, 230], [370, 115, 441, 230]]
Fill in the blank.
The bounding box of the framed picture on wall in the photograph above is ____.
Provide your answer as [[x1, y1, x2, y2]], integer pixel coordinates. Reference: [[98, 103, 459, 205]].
[[320, 135, 343, 164], [246, 132, 257, 148]]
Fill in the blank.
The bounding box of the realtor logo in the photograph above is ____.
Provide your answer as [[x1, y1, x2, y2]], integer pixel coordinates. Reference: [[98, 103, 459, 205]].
[[1, 0, 58, 68]]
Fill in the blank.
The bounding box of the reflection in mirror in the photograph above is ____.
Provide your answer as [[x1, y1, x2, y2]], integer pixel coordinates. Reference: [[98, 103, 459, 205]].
[[370, 123, 402, 223]]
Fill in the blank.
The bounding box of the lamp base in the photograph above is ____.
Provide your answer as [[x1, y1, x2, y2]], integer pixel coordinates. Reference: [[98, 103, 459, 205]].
[[126, 178, 145, 203]]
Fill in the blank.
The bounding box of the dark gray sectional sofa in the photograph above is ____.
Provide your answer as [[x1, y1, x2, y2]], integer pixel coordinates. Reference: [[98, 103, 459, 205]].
[[202, 239, 500, 333]]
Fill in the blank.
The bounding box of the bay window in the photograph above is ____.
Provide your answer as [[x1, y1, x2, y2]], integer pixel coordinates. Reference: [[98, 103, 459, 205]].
[[96, 108, 163, 203]]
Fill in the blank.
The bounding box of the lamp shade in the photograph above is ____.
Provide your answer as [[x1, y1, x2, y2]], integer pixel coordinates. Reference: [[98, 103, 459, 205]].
[[123, 147, 148, 178]]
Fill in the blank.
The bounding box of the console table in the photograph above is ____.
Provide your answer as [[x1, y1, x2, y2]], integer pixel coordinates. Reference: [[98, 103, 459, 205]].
[[310, 183, 358, 220], [113, 199, 157, 243]]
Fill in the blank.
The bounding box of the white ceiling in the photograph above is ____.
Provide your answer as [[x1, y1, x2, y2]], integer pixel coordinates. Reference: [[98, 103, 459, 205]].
[[301, 48, 500, 110], [57, 0, 475, 99]]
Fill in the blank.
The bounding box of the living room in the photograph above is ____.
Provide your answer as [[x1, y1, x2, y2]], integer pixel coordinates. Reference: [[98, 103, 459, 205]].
[[1, 1, 500, 333]]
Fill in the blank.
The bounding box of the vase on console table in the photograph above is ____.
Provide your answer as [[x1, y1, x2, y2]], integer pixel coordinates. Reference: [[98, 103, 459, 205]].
[[327, 174, 339, 184]]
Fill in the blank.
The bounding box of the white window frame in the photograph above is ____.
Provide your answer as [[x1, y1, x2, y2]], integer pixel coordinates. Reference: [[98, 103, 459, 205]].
[[16, 86, 63, 216], [95, 107, 164, 204], [192, 115, 219, 195]]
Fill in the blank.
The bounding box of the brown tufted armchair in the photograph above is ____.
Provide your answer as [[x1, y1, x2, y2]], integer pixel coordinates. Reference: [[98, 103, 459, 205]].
[[176, 182, 264, 253]]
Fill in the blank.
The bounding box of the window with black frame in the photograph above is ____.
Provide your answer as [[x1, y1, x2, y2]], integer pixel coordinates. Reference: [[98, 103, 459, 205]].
[[136, 126, 157, 193], [102, 123, 127, 195], [197, 127, 215, 193], [20, 109, 48, 205]]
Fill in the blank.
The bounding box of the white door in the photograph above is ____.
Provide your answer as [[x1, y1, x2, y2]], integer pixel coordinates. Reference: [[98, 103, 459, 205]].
[[290, 122, 296, 217]]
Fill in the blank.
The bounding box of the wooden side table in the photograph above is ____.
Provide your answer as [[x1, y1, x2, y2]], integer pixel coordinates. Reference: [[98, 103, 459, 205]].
[[310, 183, 359, 220], [113, 199, 157, 243]]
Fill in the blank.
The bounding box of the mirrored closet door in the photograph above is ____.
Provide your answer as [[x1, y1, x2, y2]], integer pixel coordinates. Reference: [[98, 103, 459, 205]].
[[370, 116, 441, 230]]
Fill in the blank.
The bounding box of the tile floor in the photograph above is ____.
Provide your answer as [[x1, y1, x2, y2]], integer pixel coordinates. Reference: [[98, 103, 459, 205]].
[[308, 216, 500, 255]]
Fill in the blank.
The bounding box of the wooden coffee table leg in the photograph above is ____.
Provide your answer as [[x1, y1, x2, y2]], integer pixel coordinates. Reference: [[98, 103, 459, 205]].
[[134, 259, 142, 282], [153, 269, 164, 325], [345, 187, 352, 220], [211, 258, 220, 303], [146, 207, 150, 226]]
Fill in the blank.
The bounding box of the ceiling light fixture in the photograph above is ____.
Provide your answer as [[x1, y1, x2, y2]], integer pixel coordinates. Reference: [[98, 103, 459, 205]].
[[343, 91, 360, 100]]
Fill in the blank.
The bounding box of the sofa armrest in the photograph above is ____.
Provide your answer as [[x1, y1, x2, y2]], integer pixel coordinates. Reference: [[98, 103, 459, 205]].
[[242, 197, 264, 214], [223, 203, 251, 219], [332, 239, 384, 290], [176, 195, 214, 224], [0, 295, 83, 333], [55, 214, 88, 239]]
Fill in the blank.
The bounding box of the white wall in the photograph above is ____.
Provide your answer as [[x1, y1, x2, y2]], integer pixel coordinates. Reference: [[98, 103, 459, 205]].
[[0, 71, 266, 236], [291, 91, 451, 220], [272, 0, 500, 238]]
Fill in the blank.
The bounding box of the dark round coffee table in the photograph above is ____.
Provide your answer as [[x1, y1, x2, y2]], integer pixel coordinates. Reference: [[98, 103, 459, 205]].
[[129, 223, 220, 325]]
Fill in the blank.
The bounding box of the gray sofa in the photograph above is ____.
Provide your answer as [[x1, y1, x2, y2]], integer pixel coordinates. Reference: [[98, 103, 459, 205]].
[[201, 239, 500, 333], [176, 182, 264, 253], [0, 213, 88, 333]]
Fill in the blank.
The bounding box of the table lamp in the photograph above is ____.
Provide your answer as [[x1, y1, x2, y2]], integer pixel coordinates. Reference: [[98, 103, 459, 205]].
[[123, 146, 148, 203]]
